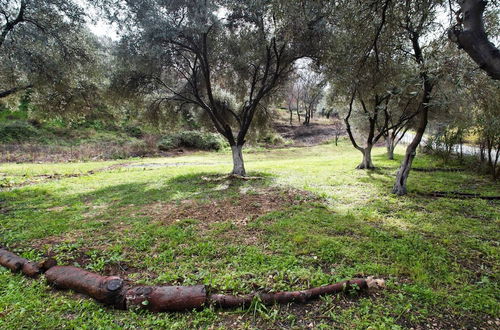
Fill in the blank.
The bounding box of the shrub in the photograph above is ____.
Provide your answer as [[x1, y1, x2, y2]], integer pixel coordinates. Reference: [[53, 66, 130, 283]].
[[124, 125, 143, 138], [157, 131, 227, 151], [0, 121, 40, 142], [260, 132, 286, 145]]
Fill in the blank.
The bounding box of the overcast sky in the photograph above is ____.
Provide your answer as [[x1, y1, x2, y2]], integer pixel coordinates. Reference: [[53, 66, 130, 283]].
[[84, 4, 453, 42]]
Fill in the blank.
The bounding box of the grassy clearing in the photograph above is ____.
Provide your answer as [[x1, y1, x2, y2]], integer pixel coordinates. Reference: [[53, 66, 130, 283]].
[[0, 140, 499, 329]]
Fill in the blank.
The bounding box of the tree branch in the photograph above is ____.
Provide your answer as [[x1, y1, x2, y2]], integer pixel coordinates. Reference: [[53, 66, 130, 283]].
[[0, 84, 33, 99], [449, 0, 500, 80]]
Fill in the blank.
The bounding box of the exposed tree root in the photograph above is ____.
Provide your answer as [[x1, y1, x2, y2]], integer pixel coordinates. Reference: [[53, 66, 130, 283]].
[[412, 168, 465, 173], [418, 191, 500, 200], [0, 248, 385, 312], [201, 174, 264, 182]]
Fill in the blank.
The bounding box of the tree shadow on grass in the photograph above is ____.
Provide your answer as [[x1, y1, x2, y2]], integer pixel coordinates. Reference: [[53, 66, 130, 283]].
[[0, 171, 276, 246], [73, 171, 276, 207]]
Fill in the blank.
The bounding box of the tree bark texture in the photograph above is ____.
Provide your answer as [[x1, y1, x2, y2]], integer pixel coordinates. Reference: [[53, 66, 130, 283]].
[[357, 145, 375, 169], [449, 0, 500, 80], [125, 285, 207, 312], [0, 248, 50, 278], [392, 107, 429, 195], [386, 136, 395, 160], [231, 145, 246, 176], [45, 266, 127, 309]]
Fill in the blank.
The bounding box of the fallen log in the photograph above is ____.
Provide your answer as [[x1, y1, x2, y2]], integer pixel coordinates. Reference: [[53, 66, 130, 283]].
[[0, 248, 44, 277], [45, 266, 126, 309], [125, 285, 207, 312], [208, 277, 384, 308], [0, 248, 385, 312]]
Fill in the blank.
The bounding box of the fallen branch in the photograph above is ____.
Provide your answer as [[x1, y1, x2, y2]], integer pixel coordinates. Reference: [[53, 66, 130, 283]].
[[0, 248, 385, 312], [125, 285, 207, 312], [208, 277, 385, 308], [0, 248, 54, 278], [45, 266, 126, 309]]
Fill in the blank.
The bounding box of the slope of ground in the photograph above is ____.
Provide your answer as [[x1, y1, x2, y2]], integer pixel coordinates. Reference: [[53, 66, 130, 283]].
[[274, 123, 342, 147], [0, 141, 499, 328]]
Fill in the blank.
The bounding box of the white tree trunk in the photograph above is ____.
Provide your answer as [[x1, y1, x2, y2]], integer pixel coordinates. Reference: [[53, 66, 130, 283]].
[[356, 145, 375, 169], [231, 145, 246, 176]]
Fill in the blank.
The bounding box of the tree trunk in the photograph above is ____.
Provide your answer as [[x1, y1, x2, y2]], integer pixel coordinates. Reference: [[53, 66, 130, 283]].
[[392, 108, 429, 195], [386, 135, 395, 160], [125, 285, 207, 312], [231, 145, 246, 176], [357, 145, 375, 169], [0, 249, 43, 278], [392, 27, 433, 196], [449, 0, 500, 80], [303, 109, 310, 125], [296, 100, 301, 125]]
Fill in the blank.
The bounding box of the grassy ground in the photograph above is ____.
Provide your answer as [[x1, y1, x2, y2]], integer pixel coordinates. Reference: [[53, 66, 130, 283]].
[[0, 140, 499, 329]]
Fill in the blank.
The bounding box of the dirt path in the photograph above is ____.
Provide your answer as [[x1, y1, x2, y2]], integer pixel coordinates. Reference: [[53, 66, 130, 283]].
[[274, 123, 342, 146], [0, 162, 134, 189]]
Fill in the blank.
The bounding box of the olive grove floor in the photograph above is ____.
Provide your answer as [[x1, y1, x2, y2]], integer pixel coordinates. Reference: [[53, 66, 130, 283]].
[[0, 140, 498, 329]]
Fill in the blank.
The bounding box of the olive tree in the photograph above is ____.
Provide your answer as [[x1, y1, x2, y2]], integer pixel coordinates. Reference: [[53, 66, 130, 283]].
[[325, 0, 418, 169], [0, 0, 99, 107], [391, 0, 446, 195], [469, 75, 500, 179], [107, 0, 321, 176]]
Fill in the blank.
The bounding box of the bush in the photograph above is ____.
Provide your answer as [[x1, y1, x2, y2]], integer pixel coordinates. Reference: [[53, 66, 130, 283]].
[[0, 121, 40, 142], [124, 125, 143, 138], [157, 131, 227, 151], [260, 132, 286, 145]]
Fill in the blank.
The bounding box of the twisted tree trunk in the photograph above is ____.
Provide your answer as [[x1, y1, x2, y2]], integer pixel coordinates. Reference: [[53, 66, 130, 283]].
[[392, 22, 434, 196], [449, 0, 500, 80], [392, 89, 431, 196], [357, 144, 375, 169]]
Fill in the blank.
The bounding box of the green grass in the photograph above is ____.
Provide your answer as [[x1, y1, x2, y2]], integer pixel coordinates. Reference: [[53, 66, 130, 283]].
[[0, 140, 499, 329]]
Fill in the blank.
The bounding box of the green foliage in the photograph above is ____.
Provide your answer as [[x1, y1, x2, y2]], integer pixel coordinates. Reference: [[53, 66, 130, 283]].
[[124, 125, 143, 138], [0, 121, 39, 142], [157, 131, 228, 151], [0, 107, 28, 122], [259, 132, 287, 145]]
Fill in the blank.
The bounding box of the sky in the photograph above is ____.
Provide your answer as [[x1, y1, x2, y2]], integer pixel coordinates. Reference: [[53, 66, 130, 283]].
[[78, 0, 120, 40], [84, 3, 453, 42]]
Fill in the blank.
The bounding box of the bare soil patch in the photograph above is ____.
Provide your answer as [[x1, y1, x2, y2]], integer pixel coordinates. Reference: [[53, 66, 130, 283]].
[[142, 187, 319, 228], [274, 123, 344, 146]]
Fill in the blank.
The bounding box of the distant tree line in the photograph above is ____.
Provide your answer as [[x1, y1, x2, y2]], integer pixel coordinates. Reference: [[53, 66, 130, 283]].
[[1, 0, 499, 190]]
